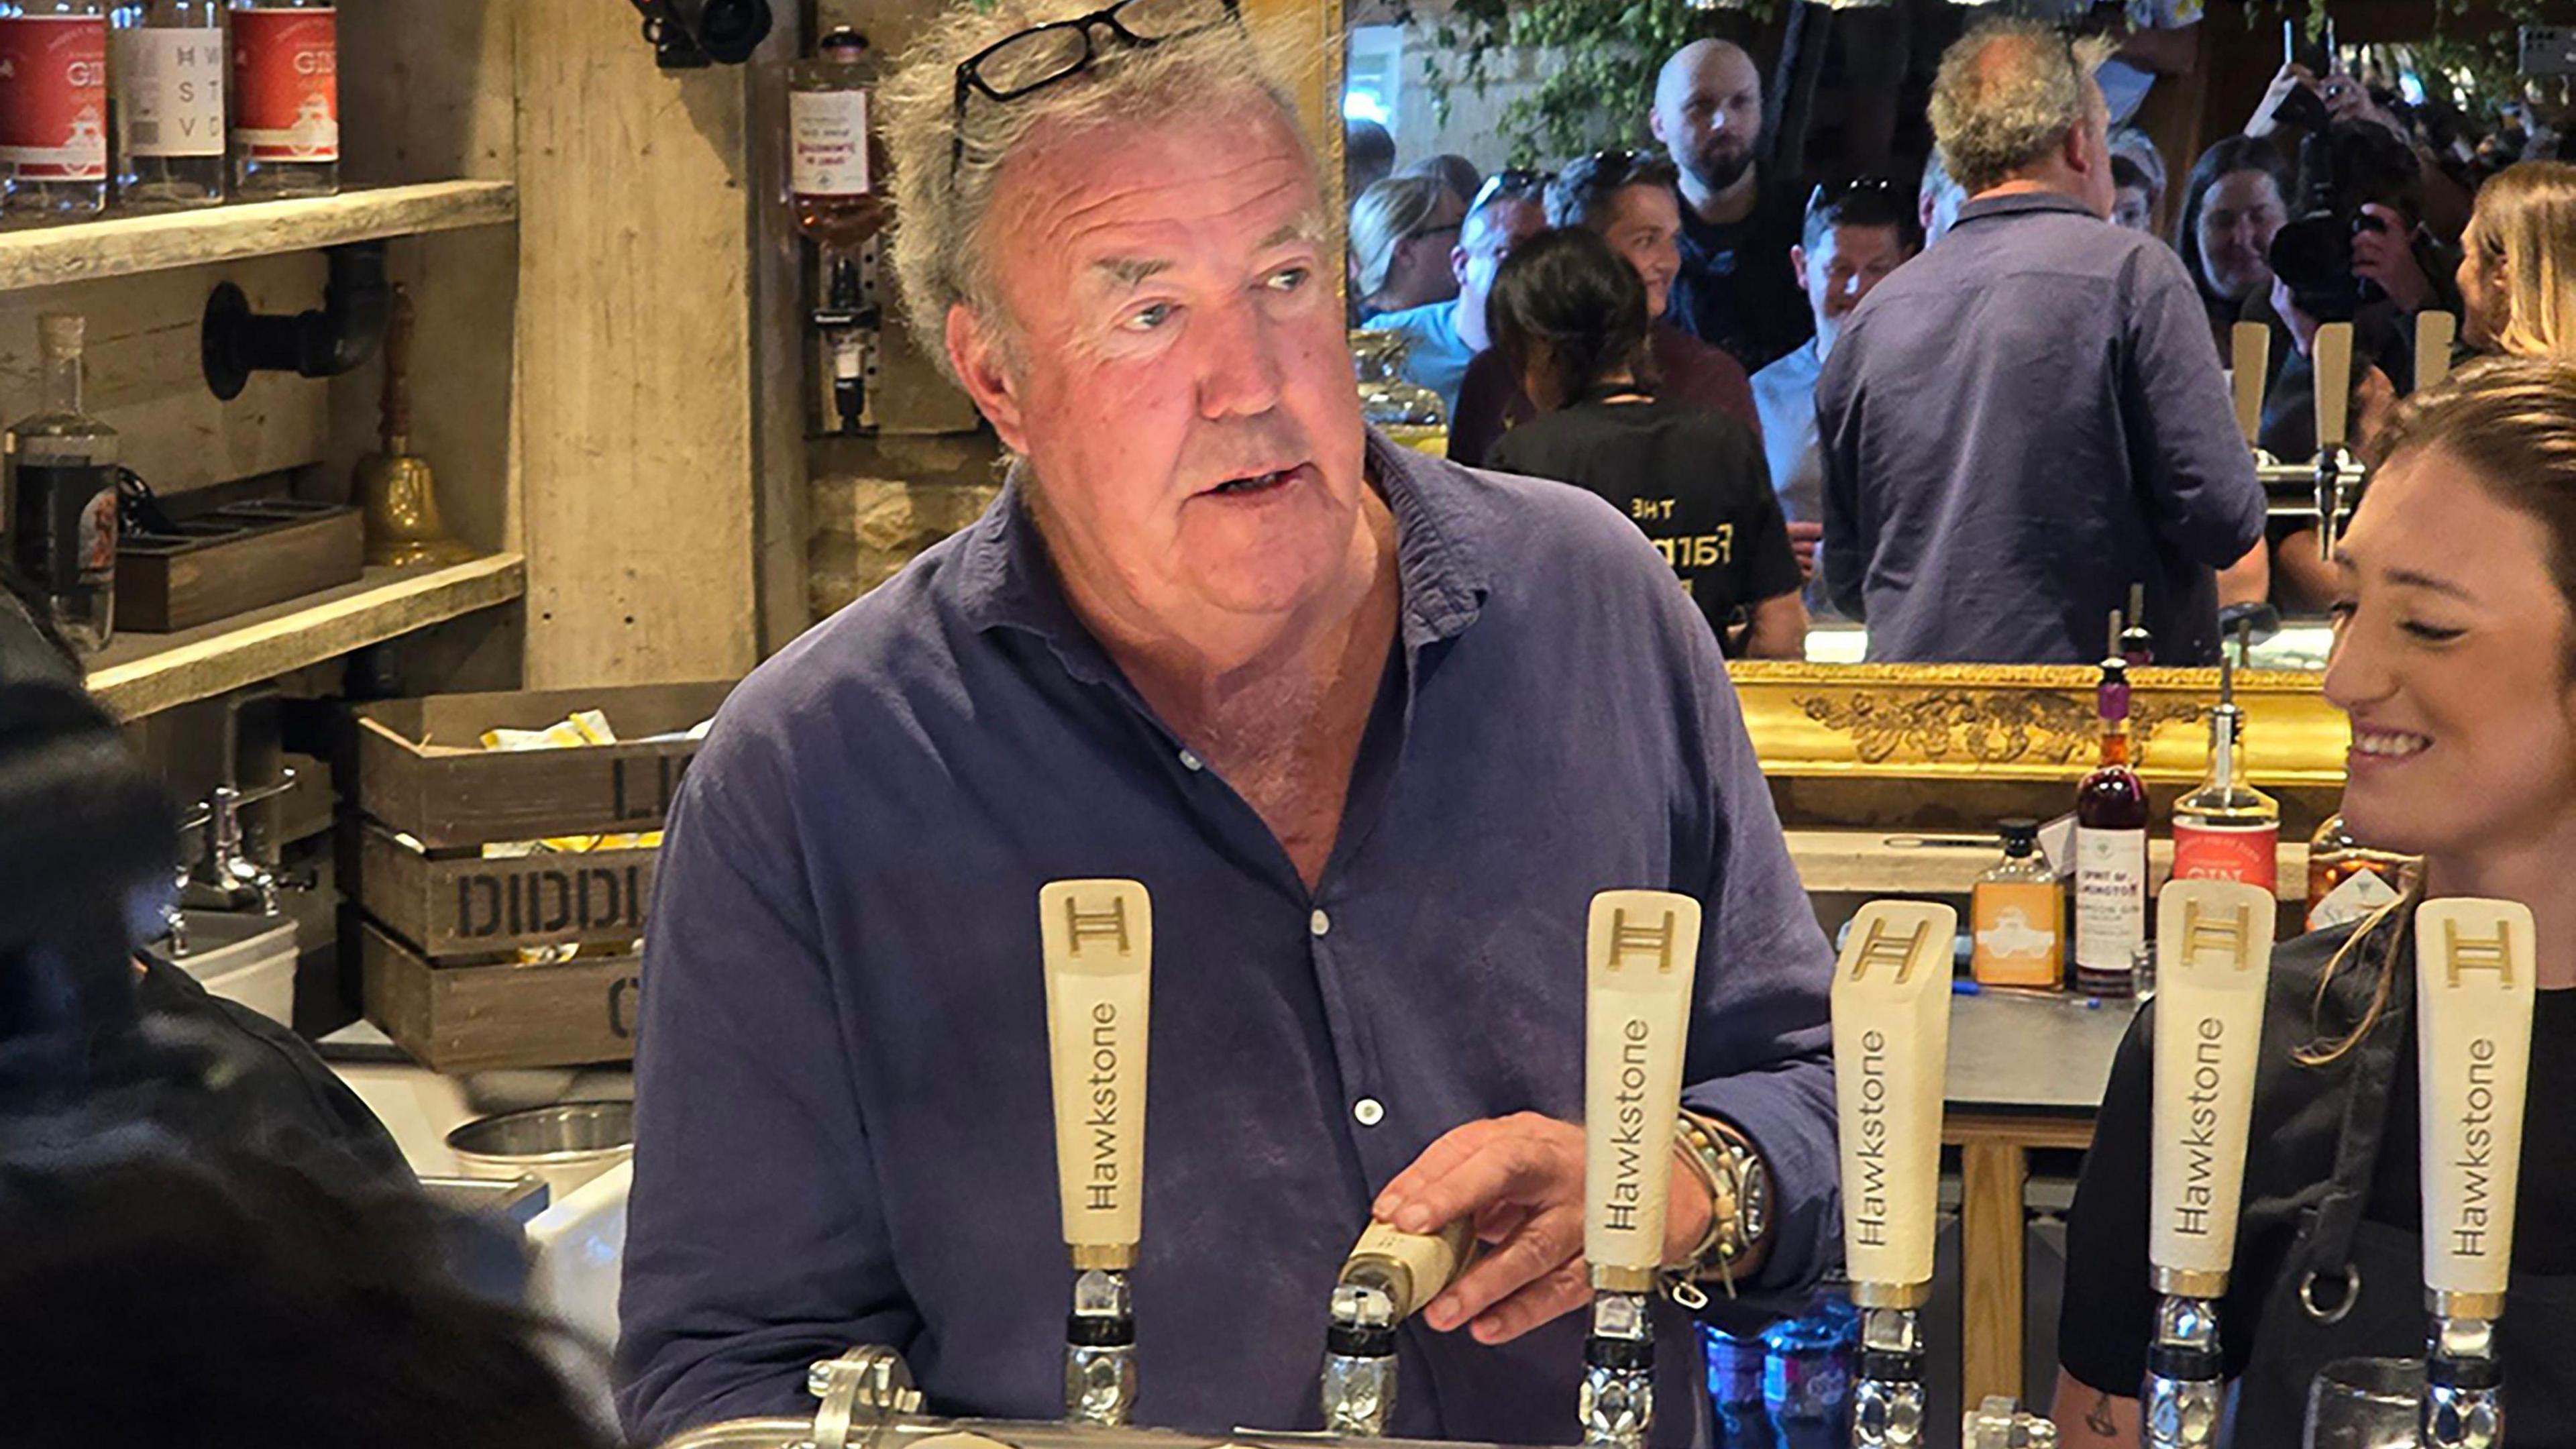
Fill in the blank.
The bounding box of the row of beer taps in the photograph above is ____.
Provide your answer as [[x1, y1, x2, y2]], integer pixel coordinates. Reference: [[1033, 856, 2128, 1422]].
[[739, 875, 2537, 1449], [2234, 309, 2458, 561]]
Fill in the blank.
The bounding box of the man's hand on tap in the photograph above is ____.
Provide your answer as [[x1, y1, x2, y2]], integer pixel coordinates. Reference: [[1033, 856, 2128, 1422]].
[[1366, 1112, 1715, 1346]]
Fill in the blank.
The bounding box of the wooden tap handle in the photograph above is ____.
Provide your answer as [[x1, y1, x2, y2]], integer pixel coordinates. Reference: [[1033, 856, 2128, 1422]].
[[2312, 321, 2355, 454], [382, 284, 415, 445], [2230, 322, 2270, 449], [2416, 310, 2458, 394]]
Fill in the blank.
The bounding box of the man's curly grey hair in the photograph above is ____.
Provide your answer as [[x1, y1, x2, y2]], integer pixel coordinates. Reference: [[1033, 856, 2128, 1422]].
[[1927, 19, 2116, 197], [880, 1, 1320, 382]]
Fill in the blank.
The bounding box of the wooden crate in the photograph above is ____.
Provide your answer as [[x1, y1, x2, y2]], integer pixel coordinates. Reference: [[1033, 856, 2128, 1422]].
[[360, 920, 640, 1072], [347, 680, 731, 1070], [356, 822, 655, 959], [350, 681, 733, 849]]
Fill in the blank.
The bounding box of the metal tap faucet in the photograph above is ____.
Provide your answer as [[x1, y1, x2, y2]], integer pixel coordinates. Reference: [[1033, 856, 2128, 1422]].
[[2423, 1312, 2504, 1449], [2314, 445, 2357, 561], [176, 767, 301, 918], [1854, 1299, 1929, 1448], [1065, 1265, 1138, 1428], [2143, 1294, 2224, 1449], [1578, 1291, 1654, 1449], [1320, 1279, 1400, 1437]]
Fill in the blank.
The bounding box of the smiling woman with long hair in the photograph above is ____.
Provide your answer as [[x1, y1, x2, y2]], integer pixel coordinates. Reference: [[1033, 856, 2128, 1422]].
[[2052, 356, 2576, 1447]]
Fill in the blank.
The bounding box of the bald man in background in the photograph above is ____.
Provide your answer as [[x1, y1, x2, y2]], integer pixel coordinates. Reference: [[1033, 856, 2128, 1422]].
[[1650, 39, 1813, 372]]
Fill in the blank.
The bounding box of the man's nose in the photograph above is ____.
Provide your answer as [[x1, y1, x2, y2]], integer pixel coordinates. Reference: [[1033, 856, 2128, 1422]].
[[1196, 294, 1285, 421]]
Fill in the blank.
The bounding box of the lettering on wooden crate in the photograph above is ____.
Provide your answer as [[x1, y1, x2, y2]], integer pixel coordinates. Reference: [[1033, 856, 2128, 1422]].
[[608, 974, 642, 1040], [610, 753, 695, 822], [453, 863, 647, 939]]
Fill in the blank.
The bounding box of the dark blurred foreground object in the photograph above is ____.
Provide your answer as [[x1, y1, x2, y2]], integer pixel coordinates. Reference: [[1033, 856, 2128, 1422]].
[[0, 1142, 622, 1449], [0, 567, 172, 1110], [629, 0, 771, 68]]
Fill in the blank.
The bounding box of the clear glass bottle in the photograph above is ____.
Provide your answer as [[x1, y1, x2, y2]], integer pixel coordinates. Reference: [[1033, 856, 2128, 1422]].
[[2072, 657, 2149, 998], [111, 1, 225, 209], [2171, 653, 2280, 894], [0, 2, 109, 220], [1972, 818, 2063, 989], [229, 0, 336, 197], [789, 28, 888, 259], [6, 313, 120, 651]]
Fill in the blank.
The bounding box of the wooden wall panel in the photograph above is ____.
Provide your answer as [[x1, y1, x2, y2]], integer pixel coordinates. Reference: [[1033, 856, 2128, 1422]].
[[0, 256, 329, 495], [512, 0, 762, 687]]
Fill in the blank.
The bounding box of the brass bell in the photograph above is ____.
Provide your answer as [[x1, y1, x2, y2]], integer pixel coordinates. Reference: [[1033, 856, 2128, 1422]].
[[354, 284, 474, 568]]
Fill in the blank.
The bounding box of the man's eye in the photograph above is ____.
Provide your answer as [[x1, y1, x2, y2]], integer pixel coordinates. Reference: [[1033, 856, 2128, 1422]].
[[1266, 266, 1310, 293], [1123, 303, 1175, 332]]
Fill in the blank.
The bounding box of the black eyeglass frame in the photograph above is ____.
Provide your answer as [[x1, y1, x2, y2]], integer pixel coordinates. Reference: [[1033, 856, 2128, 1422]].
[[1468, 166, 1554, 214], [1804, 174, 1908, 219], [949, 0, 1244, 179]]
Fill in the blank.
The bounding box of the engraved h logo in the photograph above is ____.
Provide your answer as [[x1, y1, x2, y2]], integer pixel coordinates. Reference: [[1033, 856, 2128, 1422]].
[[1609, 909, 1679, 973], [2182, 900, 2253, 971], [1063, 896, 1132, 956], [2443, 919, 2516, 987], [1847, 918, 1929, 983]]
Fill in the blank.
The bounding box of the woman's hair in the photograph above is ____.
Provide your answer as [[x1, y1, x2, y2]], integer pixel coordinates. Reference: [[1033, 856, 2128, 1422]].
[[2464, 160, 2576, 359], [1485, 227, 1659, 410], [0, 1142, 622, 1449], [1348, 174, 1456, 305], [2172, 135, 2292, 304], [2304, 356, 2576, 1061], [2108, 125, 2167, 211]]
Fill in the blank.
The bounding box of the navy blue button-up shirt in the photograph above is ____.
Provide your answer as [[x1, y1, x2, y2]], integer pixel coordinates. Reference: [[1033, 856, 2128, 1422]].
[[1815, 191, 2266, 665], [616, 433, 1839, 1445]]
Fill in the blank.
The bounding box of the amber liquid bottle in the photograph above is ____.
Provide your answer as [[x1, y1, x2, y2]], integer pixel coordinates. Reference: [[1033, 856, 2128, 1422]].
[[2072, 659, 2149, 996]]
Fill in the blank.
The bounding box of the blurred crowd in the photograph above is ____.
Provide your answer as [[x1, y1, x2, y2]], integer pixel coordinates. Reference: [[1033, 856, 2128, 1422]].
[[1344, 29, 2576, 663]]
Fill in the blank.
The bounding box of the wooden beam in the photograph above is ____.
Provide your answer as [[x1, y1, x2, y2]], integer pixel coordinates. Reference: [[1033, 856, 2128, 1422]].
[[513, 0, 763, 686]]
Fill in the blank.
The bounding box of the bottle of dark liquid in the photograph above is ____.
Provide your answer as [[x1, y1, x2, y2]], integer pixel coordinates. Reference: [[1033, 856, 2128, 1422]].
[[2072, 657, 2148, 996], [6, 313, 119, 651]]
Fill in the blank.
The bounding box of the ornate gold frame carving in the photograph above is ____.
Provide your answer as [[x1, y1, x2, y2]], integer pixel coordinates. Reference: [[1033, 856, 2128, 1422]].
[[1730, 662, 2348, 788]]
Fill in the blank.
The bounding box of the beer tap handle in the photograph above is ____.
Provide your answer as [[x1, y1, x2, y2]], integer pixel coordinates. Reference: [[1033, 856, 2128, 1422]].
[[2416, 311, 2459, 394], [1038, 879, 1155, 1427], [1578, 890, 1703, 1449], [2230, 322, 2271, 455], [2312, 320, 2357, 559]]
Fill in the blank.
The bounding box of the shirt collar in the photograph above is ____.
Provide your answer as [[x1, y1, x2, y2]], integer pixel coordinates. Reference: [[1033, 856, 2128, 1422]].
[[950, 426, 1492, 661], [1955, 189, 2100, 226]]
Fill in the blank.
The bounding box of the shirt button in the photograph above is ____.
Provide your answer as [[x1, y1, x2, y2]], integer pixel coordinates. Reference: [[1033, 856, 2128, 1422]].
[[1353, 1097, 1385, 1127], [1178, 749, 1204, 772], [1309, 909, 1331, 938]]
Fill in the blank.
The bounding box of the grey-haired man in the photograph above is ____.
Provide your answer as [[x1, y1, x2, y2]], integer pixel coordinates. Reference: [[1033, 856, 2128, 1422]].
[[616, 3, 1838, 1440]]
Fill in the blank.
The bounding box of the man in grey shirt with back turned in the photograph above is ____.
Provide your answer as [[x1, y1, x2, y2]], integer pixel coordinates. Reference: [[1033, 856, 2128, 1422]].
[[1817, 21, 2267, 665], [616, 1, 1838, 1441]]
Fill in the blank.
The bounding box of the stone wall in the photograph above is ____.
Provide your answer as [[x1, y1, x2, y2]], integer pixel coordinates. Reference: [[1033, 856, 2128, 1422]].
[[808, 433, 1007, 621]]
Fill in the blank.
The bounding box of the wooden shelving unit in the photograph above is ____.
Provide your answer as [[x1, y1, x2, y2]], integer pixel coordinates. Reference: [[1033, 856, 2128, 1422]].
[[0, 180, 516, 290], [87, 553, 526, 721]]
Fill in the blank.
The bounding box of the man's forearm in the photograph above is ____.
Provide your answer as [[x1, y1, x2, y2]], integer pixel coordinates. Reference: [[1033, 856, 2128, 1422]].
[[2218, 535, 2270, 608]]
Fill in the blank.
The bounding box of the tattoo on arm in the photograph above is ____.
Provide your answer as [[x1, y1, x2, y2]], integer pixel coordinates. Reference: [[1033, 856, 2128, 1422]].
[[2086, 1393, 2118, 1438]]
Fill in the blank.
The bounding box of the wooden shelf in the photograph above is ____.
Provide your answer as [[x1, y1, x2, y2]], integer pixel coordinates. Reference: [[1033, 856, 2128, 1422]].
[[87, 553, 526, 720], [0, 181, 517, 290]]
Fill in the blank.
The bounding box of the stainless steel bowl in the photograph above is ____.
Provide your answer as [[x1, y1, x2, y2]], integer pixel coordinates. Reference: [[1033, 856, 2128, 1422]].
[[445, 1100, 634, 1199]]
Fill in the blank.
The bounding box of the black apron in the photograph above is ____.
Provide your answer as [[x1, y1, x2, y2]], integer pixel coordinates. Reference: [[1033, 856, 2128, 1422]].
[[2230, 953, 2576, 1448]]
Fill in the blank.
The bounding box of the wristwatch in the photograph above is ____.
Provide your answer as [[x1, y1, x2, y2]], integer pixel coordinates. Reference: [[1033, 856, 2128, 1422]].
[[1672, 1110, 1772, 1297]]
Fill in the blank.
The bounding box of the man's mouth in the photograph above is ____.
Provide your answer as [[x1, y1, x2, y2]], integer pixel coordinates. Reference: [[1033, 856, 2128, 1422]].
[[1203, 464, 1301, 498]]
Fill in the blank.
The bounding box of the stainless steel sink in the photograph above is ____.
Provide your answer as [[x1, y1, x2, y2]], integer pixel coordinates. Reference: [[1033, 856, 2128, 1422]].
[[139, 910, 299, 1025]]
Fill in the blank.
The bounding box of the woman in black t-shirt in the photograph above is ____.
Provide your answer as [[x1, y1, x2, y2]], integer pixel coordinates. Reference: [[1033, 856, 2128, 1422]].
[[1481, 227, 1805, 659], [2053, 358, 2576, 1448]]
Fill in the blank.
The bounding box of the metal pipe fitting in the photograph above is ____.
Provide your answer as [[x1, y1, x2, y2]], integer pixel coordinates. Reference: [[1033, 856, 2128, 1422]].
[[1853, 1305, 1926, 1449], [1320, 1281, 1399, 1436]]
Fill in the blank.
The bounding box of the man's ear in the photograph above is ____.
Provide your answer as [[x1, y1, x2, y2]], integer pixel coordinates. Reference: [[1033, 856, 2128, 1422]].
[[946, 303, 1030, 454], [1648, 107, 1670, 146], [1789, 242, 1809, 281], [1452, 239, 1473, 287]]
